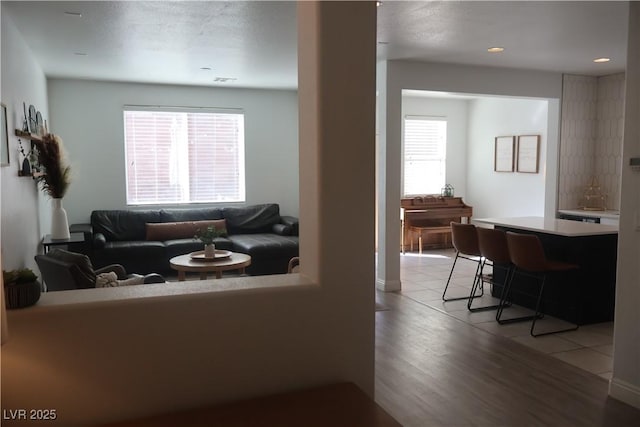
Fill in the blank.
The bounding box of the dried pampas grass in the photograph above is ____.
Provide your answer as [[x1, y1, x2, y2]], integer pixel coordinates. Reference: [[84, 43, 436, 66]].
[[33, 134, 71, 199]]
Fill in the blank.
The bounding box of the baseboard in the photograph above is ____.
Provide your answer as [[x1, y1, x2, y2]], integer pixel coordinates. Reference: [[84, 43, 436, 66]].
[[376, 278, 401, 292], [609, 377, 640, 409]]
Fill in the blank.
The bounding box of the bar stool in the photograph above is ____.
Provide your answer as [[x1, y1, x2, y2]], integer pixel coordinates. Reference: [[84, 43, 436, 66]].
[[468, 227, 511, 312], [500, 231, 580, 337], [442, 222, 483, 302]]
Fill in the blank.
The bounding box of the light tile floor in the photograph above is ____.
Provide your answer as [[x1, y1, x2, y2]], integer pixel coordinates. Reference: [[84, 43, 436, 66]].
[[397, 248, 615, 380]]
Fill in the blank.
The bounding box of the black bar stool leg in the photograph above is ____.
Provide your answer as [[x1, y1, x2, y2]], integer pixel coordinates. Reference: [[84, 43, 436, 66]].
[[496, 268, 540, 324], [468, 261, 505, 312], [530, 275, 579, 337], [443, 252, 483, 302]]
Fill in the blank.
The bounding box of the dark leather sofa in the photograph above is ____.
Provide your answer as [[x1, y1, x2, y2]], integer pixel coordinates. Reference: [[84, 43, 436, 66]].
[[83, 204, 299, 276]]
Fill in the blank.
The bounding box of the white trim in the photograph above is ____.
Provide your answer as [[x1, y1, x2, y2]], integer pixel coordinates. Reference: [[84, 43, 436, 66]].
[[609, 377, 640, 409], [404, 114, 447, 121], [376, 278, 401, 292], [123, 104, 243, 114]]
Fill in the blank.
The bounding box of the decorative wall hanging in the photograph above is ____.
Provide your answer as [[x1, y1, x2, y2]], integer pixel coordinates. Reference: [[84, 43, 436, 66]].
[[517, 135, 540, 173], [494, 136, 515, 172]]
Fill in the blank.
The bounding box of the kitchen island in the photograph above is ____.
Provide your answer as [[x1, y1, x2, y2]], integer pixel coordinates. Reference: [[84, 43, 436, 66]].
[[473, 217, 618, 324]]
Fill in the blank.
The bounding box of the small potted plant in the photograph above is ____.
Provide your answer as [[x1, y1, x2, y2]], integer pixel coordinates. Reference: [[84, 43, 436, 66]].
[[3, 268, 41, 309], [194, 226, 227, 258]]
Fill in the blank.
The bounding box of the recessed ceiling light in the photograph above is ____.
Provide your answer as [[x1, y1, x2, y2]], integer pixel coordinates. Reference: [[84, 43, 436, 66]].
[[593, 57, 610, 63], [487, 47, 505, 53], [74, 52, 88, 56], [64, 12, 82, 17], [376, 1, 383, 7]]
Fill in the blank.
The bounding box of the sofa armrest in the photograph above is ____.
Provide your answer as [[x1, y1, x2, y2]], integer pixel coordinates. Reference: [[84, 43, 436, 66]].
[[280, 216, 299, 236], [142, 273, 166, 284], [70, 223, 93, 235], [93, 233, 107, 249], [272, 223, 292, 236]]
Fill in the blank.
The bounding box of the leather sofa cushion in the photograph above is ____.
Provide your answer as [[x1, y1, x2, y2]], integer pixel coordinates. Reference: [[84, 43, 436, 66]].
[[146, 219, 227, 241], [223, 204, 281, 235], [96, 241, 166, 275], [229, 234, 299, 259], [164, 237, 234, 260], [160, 208, 223, 222], [92, 210, 162, 241]]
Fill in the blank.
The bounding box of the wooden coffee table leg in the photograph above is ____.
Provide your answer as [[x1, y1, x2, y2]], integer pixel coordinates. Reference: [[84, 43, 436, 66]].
[[178, 271, 186, 281], [215, 271, 222, 279]]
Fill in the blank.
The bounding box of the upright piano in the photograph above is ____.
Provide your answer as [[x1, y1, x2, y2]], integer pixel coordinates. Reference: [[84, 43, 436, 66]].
[[401, 196, 473, 252]]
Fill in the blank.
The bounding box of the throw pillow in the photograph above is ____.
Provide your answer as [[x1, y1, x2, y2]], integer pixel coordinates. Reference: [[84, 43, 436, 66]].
[[95, 272, 145, 287], [145, 219, 227, 241], [95, 272, 119, 288]]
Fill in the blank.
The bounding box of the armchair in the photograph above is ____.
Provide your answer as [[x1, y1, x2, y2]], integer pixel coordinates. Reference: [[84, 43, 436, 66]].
[[35, 249, 164, 292]]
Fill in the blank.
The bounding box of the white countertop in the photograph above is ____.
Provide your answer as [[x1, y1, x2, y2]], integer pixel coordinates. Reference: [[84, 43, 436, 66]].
[[558, 209, 620, 220], [473, 216, 618, 237]]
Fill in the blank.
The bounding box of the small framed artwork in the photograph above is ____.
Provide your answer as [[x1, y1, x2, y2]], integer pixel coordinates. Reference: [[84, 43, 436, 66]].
[[517, 135, 540, 173], [1, 103, 9, 166], [494, 136, 515, 172]]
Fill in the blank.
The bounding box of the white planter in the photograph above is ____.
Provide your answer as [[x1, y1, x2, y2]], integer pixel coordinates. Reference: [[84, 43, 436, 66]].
[[204, 243, 216, 258], [51, 198, 70, 239]]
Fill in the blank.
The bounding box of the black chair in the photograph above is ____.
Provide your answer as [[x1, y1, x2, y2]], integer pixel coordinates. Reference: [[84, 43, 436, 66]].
[[499, 232, 580, 337], [468, 227, 511, 312], [35, 249, 164, 292], [442, 222, 483, 302]]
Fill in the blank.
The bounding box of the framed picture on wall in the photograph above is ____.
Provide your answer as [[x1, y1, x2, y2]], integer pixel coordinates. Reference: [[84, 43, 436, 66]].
[[494, 136, 515, 172], [517, 135, 540, 173], [1, 103, 9, 167]]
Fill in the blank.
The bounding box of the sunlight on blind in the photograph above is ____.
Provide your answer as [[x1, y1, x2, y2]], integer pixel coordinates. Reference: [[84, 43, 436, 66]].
[[124, 110, 245, 205], [403, 117, 446, 196]]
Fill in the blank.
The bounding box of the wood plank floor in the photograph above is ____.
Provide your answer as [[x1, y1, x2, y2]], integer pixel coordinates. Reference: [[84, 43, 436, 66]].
[[374, 290, 640, 427]]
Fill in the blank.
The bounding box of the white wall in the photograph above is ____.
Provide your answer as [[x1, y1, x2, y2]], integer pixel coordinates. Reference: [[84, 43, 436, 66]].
[[401, 96, 469, 198], [47, 79, 299, 224], [467, 97, 549, 218], [376, 59, 562, 290], [610, 1, 640, 409], [0, 10, 49, 271], [1, 3, 377, 425]]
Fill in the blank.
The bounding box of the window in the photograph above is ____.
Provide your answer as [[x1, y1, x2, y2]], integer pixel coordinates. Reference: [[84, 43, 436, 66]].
[[402, 116, 447, 196], [124, 108, 245, 205]]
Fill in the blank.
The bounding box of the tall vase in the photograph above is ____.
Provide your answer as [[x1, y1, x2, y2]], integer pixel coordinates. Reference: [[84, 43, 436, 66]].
[[204, 243, 216, 258], [51, 198, 70, 239]]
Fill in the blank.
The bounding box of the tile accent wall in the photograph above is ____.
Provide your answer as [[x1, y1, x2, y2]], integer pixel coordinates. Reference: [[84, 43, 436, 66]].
[[559, 75, 597, 210], [595, 73, 625, 210], [558, 73, 625, 210]]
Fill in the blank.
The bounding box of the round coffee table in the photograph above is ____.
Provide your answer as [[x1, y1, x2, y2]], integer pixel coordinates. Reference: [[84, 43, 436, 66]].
[[170, 251, 252, 281]]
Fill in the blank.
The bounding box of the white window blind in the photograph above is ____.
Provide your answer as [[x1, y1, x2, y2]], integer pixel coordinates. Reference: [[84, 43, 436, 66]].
[[124, 108, 245, 205], [403, 116, 447, 196]]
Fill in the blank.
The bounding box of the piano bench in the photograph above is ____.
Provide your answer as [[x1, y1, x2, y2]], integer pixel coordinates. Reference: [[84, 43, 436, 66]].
[[408, 225, 452, 254]]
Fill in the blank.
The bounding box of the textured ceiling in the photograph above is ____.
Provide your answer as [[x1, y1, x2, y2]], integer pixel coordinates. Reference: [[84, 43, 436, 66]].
[[2, 1, 630, 90], [3, 1, 298, 89], [377, 1, 628, 76]]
